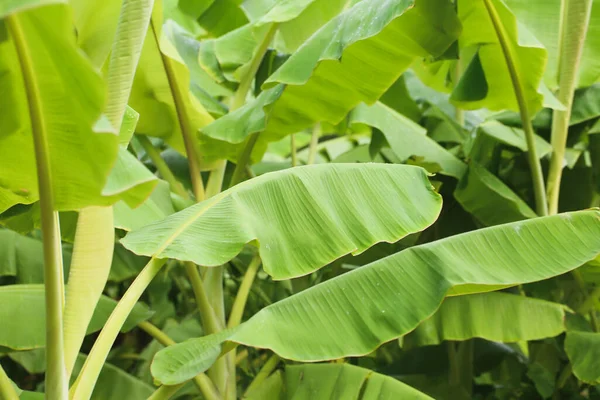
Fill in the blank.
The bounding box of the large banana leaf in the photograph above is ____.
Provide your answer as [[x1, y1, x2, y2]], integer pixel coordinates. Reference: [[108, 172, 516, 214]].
[[121, 164, 442, 280], [113, 180, 176, 231], [284, 363, 431, 399], [201, 0, 460, 154], [151, 210, 600, 384], [349, 102, 466, 179], [565, 331, 600, 384], [0, 3, 120, 212], [404, 292, 568, 347], [450, 0, 562, 112], [0, 284, 152, 350]]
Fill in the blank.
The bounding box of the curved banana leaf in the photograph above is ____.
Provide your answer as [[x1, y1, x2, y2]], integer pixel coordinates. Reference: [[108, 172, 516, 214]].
[[455, 162, 537, 226], [504, 0, 600, 89], [113, 180, 176, 231], [151, 210, 600, 384], [565, 331, 600, 384], [450, 0, 561, 113], [0, 3, 120, 212], [404, 292, 568, 347], [0, 284, 152, 350], [201, 0, 460, 153], [349, 102, 466, 179], [121, 164, 442, 280], [285, 363, 431, 399]]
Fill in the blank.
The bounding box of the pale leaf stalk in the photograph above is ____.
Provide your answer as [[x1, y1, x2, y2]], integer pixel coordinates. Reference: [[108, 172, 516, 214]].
[[137, 135, 189, 199], [138, 322, 221, 400], [229, 23, 279, 186], [0, 363, 19, 400], [63, 207, 114, 379], [184, 262, 223, 334], [290, 134, 298, 167], [7, 15, 68, 399], [307, 123, 321, 165], [150, 20, 212, 202], [227, 255, 262, 328], [482, 0, 548, 216], [70, 258, 166, 400], [547, 0, 593, 215], [148, 383, 185, 400], [205, 160, 227, 199]]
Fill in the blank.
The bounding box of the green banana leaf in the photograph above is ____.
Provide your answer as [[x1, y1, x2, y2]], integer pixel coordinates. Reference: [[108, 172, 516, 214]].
[[565, 331, 600, 384], [121, 164, 442, 280], [349, 102, 466, 179], [201, 0, 460, 156], [404, 292, 568, 347], [284, 363, 431, 399], [0, 3, 119, 212], [114, 180, 176, 231], [455, 162, 537, 226], [150, 210, 600, 385], [450, 0, 562, 112], [0, 284, 152, 350]]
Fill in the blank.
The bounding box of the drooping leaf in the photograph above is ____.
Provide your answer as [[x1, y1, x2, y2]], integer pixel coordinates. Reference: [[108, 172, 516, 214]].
[[201, 0, 460, 154], [0, 284, 152, 350], [404, 292, 568, 347], [451, 0, 562, 112], [121, 164, 442, 280], [151, 210, 600, 384], [349, 102, 466, 178], [565, 331, 600, 384], [285, 363, 431, 399], [0, 3, 120, 212], [455, 162, 537, 226]]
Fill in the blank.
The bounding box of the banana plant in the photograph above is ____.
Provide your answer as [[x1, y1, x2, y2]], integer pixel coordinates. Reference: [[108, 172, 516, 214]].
[[1, 0, 600, 399]]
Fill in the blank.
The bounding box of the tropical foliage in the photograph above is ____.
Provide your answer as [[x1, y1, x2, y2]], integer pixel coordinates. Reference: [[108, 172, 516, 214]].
[[0, 0, 600, 399]]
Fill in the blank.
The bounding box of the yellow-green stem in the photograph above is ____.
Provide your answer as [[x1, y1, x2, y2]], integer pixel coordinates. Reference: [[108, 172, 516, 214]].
[[547, 0, 593, 214], [138, 321, 221, 400], [290, 134, 298, 167], [71, 258, 166, 400], [184, 262, 222, 334], [7, 15, 68, 399], [150, 20, 208, 201], [307, 123, 321, 165], [229, 23, 279, 185], [453, 59, 464, 126], [482, 0, 548, 216], [227, 255, 262, 328], [206, 160, 227, 199], [0, 363, 19, 400], [137, 135, 189, 199], [243, 354, 280, 397], [148, 383, 185, 400]]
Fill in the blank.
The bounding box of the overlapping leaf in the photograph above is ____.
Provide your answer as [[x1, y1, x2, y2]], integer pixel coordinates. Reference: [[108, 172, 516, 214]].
[[565, 331, 600, 384], [404, 292, 568, 347], [201, 0, 461, 154], [151, 210, 600, 384], [122, 164, 442, 280]]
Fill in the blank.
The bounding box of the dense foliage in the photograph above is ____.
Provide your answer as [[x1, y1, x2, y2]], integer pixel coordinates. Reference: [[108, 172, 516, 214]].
[[1, 0, 600, 399]]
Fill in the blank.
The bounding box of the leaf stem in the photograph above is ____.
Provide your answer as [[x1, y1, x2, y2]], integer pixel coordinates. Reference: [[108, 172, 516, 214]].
[[137, 135, 190, 199], [243, 354, 280, 397], [150, 20, 209, 202], [71, 258, 166, 400], [482, 0, 548, 216], [147, 383, 185, 400], [138, 321, 221, 400], [290, 134, 298, 167], [227, 255, 262, 328], [184, 262, 223, 334], [0, 363, 18, 400], [7, 14, 68, 399], [229, 23, 279, 186], [206, 160, 227, 199], [546, 0, 593, 214], [307, 123, 321, 165]]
